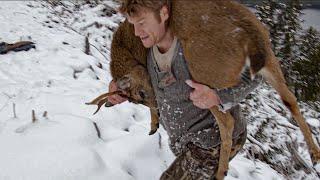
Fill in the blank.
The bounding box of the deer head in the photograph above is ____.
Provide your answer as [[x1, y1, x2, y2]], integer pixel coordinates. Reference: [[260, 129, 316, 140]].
[[86, 65, 156, 114]]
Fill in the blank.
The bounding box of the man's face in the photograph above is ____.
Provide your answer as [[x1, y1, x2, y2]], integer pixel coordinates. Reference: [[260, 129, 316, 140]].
[[127, 7, 168, 48]]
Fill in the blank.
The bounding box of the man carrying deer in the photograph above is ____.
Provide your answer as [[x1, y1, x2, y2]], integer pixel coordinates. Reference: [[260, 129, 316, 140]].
[[107, 0, 262, 179]]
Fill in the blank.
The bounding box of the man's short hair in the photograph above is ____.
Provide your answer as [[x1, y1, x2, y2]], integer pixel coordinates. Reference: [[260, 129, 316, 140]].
[[119, 0, 170, 20]]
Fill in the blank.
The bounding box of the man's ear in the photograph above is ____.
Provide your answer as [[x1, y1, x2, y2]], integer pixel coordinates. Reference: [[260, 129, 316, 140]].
[[160, 5, 169, 21]]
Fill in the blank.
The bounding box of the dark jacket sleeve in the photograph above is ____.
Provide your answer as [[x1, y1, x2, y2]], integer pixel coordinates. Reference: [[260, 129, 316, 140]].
[[216, 68, 262, 112]]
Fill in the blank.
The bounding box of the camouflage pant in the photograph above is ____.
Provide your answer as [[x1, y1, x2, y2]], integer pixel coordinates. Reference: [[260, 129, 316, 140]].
[[160, 130, 247, 180]]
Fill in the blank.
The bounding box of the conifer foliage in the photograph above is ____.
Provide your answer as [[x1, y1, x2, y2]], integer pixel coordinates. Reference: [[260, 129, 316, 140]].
[[293, 27, 320, 101], [256, 0, 320, 102]]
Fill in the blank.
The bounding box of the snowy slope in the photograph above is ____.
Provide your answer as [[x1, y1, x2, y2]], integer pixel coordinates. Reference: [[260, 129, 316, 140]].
[[0, 1, 318, 180]]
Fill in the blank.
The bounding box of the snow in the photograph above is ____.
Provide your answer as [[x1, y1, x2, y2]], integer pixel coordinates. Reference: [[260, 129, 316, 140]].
[[0, 1, 319, 180], [0, 2, 172, 180]]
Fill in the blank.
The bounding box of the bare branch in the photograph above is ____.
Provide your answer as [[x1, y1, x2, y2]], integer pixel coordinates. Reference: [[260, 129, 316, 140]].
[[93, 122, 101, 138], [43, 111, 48, 118], [85, 34, 91, 55], [32, 110, 37, 123], [13, 103, 17, 118], [158, 133, 162, 149]]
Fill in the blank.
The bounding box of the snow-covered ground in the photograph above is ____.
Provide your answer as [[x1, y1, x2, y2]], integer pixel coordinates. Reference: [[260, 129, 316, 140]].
[[0, 1, 319, 180]]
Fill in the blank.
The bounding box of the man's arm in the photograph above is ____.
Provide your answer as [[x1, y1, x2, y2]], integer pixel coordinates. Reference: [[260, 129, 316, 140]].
[[186, 67, 262, 110], [216, 68, 263, 111]]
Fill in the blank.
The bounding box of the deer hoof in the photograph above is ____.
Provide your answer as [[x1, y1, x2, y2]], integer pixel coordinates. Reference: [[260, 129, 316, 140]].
[[224, 171, 228, 176], [148, 129, 157, 135], [149, 123, 159, 135]]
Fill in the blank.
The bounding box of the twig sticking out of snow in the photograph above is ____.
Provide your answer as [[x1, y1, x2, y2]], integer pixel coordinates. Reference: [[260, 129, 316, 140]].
[[32, 110, 37, 123], [43, 111, 48, 119], [158, 133, 162, 149], [93, 122, 101, 139], [85, 34, 91, 55], [13, 103, 17, 119]]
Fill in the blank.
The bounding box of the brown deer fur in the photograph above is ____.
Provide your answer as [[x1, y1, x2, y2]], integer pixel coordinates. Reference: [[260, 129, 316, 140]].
[[109, 19, 159, 135], [87, 19, 160, 135], [117, 65, 159, 135], [110, 19, 148, 79], [87, 0, 320, 179]]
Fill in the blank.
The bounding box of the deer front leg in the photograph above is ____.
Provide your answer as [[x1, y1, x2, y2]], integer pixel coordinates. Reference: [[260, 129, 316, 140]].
[[210, 106, 235, 180], [149, 108, 159, 135]]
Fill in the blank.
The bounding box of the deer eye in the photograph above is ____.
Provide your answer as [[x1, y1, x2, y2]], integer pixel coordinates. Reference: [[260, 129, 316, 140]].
[[138, 90, 146, 99]]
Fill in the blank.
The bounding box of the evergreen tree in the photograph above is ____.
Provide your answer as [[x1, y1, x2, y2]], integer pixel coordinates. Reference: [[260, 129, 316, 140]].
[[293, 27, 320, 101], [256, 0, 285, 54], [278, 0, 303, 81], [256, 0, 303, 88], [299, 27, 320, 59]]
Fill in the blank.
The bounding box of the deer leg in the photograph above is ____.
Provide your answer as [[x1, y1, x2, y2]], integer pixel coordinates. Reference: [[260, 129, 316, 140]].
[[148, 108, 160, 135], [209, 106, 235, 180], [260, 62, 320, 165]]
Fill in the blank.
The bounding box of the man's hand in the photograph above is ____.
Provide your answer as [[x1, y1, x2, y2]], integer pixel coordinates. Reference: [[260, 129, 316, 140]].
[[107, 79, 128, 105], [185, 79, 221, 109]]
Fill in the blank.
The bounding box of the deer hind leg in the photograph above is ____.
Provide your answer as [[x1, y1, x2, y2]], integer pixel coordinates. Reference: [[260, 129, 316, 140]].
[[259, 58, 320, 165], [210, 106, 235, 180]]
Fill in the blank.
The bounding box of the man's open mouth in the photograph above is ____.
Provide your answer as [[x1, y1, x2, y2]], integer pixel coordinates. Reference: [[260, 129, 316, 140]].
[[140, 36, 149, 41]]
